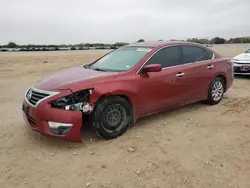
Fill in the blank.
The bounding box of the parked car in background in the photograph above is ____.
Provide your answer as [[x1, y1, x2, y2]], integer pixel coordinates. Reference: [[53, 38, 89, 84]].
[[22, 41, 233, 142], [233, 49, 250, 75], [205, 44, 213, 47]]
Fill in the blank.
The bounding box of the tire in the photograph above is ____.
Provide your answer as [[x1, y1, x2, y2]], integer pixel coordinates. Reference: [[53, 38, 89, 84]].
[[206, 77, 225, 105], [91, 96, 133, 140]]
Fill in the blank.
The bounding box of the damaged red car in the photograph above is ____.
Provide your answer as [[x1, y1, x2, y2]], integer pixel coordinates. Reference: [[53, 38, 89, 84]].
[[22, 41, 233, 142]]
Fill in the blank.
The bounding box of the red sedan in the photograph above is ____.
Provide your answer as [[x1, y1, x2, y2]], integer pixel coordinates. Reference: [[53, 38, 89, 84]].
[[22, 41, 233, 142]]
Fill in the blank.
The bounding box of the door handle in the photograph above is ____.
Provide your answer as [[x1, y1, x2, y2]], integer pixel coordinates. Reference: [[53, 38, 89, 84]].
[[207, 65, 214, 69], [176, 72, 185, 77]]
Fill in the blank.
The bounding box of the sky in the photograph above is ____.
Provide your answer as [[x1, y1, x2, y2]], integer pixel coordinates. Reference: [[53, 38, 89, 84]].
[[0, 0, 250, 45]]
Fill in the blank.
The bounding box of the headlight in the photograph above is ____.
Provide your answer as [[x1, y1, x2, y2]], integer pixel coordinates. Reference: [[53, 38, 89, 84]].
[[51, 95, 75, 108], [51, 89, 93, 113]]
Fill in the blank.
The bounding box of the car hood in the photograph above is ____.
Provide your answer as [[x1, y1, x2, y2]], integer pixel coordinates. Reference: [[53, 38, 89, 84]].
[[34, 66, 118, 91], [234, 53, 250, 63]]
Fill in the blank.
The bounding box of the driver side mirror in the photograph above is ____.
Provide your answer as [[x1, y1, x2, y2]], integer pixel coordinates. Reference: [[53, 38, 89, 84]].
[[142, 64, 162, 73]]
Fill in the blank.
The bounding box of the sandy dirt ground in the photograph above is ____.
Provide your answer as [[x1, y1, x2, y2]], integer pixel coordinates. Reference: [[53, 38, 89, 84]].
[[1, 45, 250, 188]]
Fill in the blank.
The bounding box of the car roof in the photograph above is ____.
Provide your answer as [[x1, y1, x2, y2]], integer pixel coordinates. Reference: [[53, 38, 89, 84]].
[[127, 40, 201, 48]]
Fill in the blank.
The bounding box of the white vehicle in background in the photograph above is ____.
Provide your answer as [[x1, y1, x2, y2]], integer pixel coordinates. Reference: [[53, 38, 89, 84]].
[[233, 49, 250, 75]]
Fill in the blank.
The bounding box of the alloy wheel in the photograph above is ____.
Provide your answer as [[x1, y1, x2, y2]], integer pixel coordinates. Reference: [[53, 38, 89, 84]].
[[212, 81, 224, 101]]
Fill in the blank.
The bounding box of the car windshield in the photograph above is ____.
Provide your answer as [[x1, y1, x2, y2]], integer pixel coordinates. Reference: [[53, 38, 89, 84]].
[[246, 49, 250, 53], [90, 46, 152, 72]]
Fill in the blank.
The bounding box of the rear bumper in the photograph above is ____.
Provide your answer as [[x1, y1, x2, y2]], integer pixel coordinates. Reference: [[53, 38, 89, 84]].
[[22, 100, 83, 142]]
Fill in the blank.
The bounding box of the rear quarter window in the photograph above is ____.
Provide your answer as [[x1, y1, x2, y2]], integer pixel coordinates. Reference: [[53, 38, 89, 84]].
[[205, 49, 214, 59]]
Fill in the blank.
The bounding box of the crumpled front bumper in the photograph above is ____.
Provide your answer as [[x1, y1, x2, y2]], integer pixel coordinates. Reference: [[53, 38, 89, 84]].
[[22, 99, 83, 142]]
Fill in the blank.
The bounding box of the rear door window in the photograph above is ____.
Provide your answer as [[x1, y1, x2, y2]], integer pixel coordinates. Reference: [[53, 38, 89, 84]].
[[146, 46, 180, 68], [182, 46, 207, 64]]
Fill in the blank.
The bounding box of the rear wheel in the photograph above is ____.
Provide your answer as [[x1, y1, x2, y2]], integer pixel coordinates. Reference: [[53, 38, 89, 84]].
[[206, 77, 225, 105], [91, 96, 132, 139]]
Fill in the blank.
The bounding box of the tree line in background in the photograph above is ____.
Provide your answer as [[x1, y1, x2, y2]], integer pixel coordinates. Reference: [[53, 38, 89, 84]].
[[1, 37, 250, 52], [186, 37, 250, 44], [0, 42, 130, 51]]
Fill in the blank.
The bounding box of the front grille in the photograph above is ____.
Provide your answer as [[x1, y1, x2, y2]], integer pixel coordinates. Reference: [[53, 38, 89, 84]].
[[234, 67, 250, 74], [234, 62, 250, 65], [26, 88, 51, 106], [236, 62, 249, 65]]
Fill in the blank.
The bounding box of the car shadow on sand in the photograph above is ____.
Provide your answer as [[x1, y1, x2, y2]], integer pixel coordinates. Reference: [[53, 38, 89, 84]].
[[134, 102, 207, 127], [26, 101, 217, 148], [234, 75, 250, 80]]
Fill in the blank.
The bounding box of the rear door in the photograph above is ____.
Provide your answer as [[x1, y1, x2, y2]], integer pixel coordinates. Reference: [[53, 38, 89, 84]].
[[136, 46, 188, 114], [180, 45, 215, 103]]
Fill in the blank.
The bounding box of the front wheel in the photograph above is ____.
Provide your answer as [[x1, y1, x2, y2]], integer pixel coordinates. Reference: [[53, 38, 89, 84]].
[[91, 96, 133, 140], [206, 77, 225, 105]]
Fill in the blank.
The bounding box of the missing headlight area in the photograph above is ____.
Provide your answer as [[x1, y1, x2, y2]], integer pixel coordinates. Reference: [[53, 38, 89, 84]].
[[65, 102, 93, 113], [51, 89, 93, 114]]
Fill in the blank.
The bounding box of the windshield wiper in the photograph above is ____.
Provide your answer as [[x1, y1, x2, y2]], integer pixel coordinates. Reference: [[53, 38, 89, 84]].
[[91, 67, 107, 72], [84, 65, 106, 72], [83, 65, 89, 69]]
